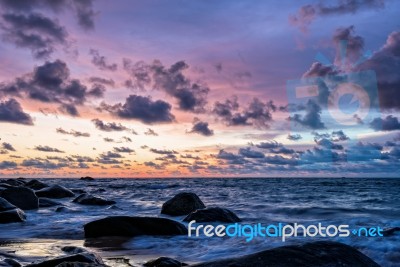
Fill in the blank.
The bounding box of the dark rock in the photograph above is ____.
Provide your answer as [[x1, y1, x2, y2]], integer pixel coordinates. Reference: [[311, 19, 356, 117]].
[[72, 189, 87, 194], [39, 198, 62, 208], [0, 258, 22, 267], [183, 207, 241, 223], [26, 252, 104, 267], [0, 187, 39, 210], [56, 207, 73, 213], [382, 227, 400, 237], [80, 177, 95, 181], [84, 216, 187, 238], [73, 194, 116, 206], [191, 241, 381, 267], [55, 263, 106, 267], [0, 202, 26, 223], [0, 179, 25, 187], [0, 197, 16, 211], [161, 192, 205, 216], [61, 246, 88, 254], [144, 257, 187, 267], [25, 179, 48, 190], [35, 185, 75, 199]]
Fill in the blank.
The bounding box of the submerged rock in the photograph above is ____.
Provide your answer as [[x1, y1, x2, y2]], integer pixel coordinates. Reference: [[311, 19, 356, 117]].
[[183, 207, 241, 223], [144, 257, 187, 267], [0, 187, 39, 210], [84, 216, 187, 238], [0, 197, 26, 224], [35, 185, 75, 199], [191, 241, 381, 267], [39, 198, 62, 208], [73, 193, 116, 206], [161, 192, 205, 216]]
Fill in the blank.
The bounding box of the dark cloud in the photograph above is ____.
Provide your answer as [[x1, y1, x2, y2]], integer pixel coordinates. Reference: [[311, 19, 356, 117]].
[[144, 128, 158, 136], [88, 77, 115, 87], [122, 59, 152, 91], [149, 148, 178, 155], [256, 140, 282, 149], [0, 160, 17, 169], [21, 158, 67, 169], [34, 145, 64, 153], [103, 95, 175, 124], [72, 0, 96, 30], [113, 147, 134, 153], [0, 12, 68, 59], [0, 60, 104, 116], [89, 49, 117, 71], [287, 134, 302, 141], [290, 0, 384, 32], [216, 150, 241, 161], [332, 26, 364, 65], [370, 115, 400, 131], [315, 138, 344, 150], [0, 98, 33, 125], [97, 151, 123, 164], [213, 97, 275, 129], [56, 127, 90, 137], [2, 142, 16, 151], [103, 137, 114, 143], [92, 118, 129, 132], [302, 62, 338, 78], [288, 99, 325, 129], [189, 119, 214, 136], [331, 130, 350, 141], [270, 147, 296, 155], [239, 147, 265, 158]]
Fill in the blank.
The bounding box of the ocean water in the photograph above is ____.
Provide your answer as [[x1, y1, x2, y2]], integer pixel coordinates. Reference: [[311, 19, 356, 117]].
[[0, 178, 399, 266]]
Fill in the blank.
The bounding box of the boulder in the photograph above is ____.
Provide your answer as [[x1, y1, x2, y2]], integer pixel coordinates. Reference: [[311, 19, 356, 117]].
[[84, 216, 187, 238], [25, 179, 48, 190], [183, 207, 241, 223], [73, 194, 116, 206], [35, 185, 75, 199], [0, 197, 26, 223], [0, 179, 25, 187], [0, 258, 22, 267], [383, 227, 400, 237], [144, 257, 187, 267], [39, 198, 62, 208], [191, 241, 381, 267], [161, 192, 205, 216], [26, 252, 104, 267], [80, 177, 95, 181], [0, 187, 39, 210]]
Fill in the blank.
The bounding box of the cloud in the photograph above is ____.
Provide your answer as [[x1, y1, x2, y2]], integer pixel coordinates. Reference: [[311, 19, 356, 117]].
[[290, 0, 384, 32], [0, 12, 69, 59], [256, 140, 282, 149], [315, 138, 344, 150], [113, 147, 134, 153], [0, 60, 104, 116], [331, 130, 350, 141], [288, 99, 325, 129], [89, 49, 118, 71], [0, 160, 17, 169], [88, 77, 115, 87], [97, 151, 123, 164], [149, 148, 178, 155], [332, 26, 364, 66], [144, 128, 158, 136], [92, 118, 129, 132], [188, 119, 214, 136], [72, 0, 96, 30], [21, 158, 67, 169], [213, 97, 276, 129], [287, 134, 302, 141], [34, 145, 64, 153], [103, 95, 175, 124], [0, 98, 33, 125], [2, 142, 16, 151], [239, 147, 265, 158], [370, 115, 400, 131], [56, 127, 90, 137]]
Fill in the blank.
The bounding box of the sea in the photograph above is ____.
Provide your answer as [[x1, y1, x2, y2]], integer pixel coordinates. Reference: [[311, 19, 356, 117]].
[[0, 178, 399, 266]]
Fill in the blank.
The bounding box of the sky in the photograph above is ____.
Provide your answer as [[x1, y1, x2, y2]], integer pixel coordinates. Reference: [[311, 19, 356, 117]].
[[0, 0, 399, 178]]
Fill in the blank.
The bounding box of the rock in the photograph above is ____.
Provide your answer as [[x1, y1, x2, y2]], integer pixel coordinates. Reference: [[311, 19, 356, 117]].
[[183, 207, 241, 223], [26, 252, 105, 267], [0, 197, 26, 223], [144, 257, 187, 267], [84, 216, 187, 238], [80, 176, 95, 181], [0, 187, 39, 210], [73, 194, 116, 206], [35, 185, 75, 199], [0, 179, 25, 187], [39, 198, 62, 208], [0, 196, 16, 211], [382, 227, 400, 237], [191, 241, 381, 267], [55, 263, 106, 267], [0, 258, 22, 267], [25, 179, 48, 190], [161, 192, 206, 216], [61, 246, 88, 254], [56, 207, 73, 213], [72, 189, 87, 194]]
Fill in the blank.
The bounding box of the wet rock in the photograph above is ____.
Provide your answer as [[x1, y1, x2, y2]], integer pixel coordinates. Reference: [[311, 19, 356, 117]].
[[80, 176, 95, 181], [26, 252, 105, 267], [84, 216, 187, 238], [0, 179, 25, 187], [191, 241, 381, 267], [0, 258, 22, 267], [61, 246, 88, 254], [73, 194, 116, 206], [0, 197, 26, 224], [25, 179, 48, 190], [72, 189, 87, 194], [39, 198, 62, 208], [35, 185, 75, 199], [161, 192, 205, 216], [383, 227, 400, 237], [183, 207, 241, 223], [144, 257, 187, 267], [55, 207, 73, 213], [55, 263, 106, 267], [0, 187, 39, 210]]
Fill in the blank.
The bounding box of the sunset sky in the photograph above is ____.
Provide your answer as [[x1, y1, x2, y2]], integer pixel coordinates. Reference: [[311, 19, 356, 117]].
[[0, 0, 399, 178]]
